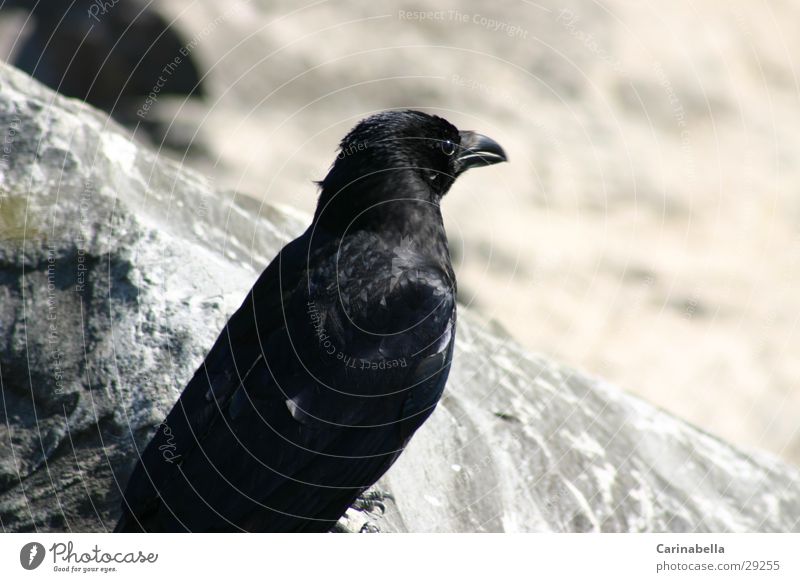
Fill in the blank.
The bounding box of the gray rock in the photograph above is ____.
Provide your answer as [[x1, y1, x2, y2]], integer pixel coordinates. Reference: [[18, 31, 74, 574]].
[[1, 63, 798, 532]]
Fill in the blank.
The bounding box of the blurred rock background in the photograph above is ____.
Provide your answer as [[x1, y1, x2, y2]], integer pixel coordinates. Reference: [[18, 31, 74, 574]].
[[1, 0, 799, 465]]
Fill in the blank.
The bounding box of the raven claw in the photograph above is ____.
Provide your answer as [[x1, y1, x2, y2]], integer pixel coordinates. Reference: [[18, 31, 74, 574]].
[[353, 489, 395, 515], [359, 522, 381, 533]]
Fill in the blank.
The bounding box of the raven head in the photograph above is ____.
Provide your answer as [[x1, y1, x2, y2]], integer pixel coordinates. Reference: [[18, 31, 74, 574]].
[[317, 110, 507, 216]]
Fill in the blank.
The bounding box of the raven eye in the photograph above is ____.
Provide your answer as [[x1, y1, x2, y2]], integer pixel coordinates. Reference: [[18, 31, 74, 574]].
[[441, 140, 456, 156], [427, 172, 439, 182]]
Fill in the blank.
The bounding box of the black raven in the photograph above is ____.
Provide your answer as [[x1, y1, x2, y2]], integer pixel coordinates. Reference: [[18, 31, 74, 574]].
[[115, 110, 507, 532]]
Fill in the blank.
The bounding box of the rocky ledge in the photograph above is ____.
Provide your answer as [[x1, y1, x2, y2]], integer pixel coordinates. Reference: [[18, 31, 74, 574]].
[[1, 63, 798, 532]]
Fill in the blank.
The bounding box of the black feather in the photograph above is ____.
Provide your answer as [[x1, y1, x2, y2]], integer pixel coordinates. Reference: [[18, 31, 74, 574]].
[[115, 110, 505, 532]]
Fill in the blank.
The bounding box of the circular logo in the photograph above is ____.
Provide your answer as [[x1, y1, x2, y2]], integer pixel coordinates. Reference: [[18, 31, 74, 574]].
[[19, 542, 46, 570]]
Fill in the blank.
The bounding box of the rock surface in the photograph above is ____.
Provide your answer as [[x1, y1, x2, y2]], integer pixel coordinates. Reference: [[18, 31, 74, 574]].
[[1, 63, 799, 532], [60, 0, 799, 465]]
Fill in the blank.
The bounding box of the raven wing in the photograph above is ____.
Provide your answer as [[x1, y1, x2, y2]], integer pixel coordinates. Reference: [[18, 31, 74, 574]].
[[115, 230, 310, 531], [116, 230, 455, 532]]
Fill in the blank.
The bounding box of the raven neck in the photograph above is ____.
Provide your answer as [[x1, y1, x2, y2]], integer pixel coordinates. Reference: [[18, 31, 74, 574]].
[[312, 178, 451, 262], [314, 172, 442, 232]]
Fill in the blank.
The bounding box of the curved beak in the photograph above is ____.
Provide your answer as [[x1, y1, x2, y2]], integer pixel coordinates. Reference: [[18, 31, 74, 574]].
[[456, 130, 508, 173]]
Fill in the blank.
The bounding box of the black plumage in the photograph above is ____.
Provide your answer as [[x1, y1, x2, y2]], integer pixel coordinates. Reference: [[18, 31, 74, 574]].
[[115, 110, 507, 532]]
